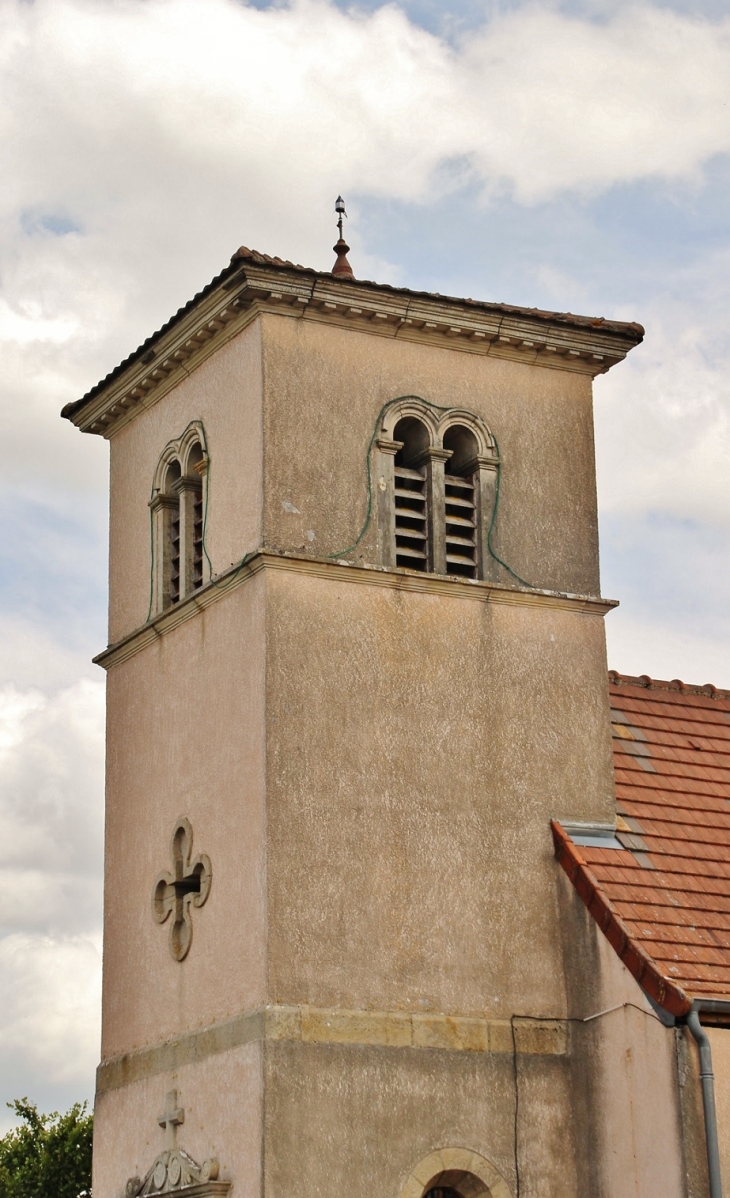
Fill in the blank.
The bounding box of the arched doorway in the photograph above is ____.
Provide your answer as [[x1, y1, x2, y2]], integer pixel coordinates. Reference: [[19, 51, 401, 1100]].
[[400, 1148, 512, 1198]]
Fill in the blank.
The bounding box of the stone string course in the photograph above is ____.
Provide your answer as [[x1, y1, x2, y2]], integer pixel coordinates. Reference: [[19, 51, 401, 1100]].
[[97, 1005, 569, 1093], [94, 550, 616, 671]]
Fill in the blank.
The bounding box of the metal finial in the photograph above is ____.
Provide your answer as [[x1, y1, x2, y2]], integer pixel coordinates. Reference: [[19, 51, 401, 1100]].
[[335, 195, 347, 237], [332, 195, 354, 280]]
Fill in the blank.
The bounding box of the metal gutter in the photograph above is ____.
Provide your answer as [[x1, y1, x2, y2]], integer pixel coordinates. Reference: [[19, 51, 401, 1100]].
[[693, 999, 730, 1018], [687, 1011, 723, 1198]]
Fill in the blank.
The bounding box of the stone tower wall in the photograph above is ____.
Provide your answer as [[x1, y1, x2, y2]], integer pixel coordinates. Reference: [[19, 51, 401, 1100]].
[[84, 291, 681, 1198]]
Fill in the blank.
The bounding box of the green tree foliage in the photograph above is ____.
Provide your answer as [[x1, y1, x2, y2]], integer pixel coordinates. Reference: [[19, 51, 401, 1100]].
[[0, 1099, 93, 1198]]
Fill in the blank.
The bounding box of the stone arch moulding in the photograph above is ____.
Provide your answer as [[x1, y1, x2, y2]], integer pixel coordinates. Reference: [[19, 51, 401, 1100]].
[[150, 420, 209, 614], [152, 420, 208, 494], [436, 408, 497, 459], [379, 396, 440, 447], [376, 397, 501, 580], [399, 1147, 513, 1198]]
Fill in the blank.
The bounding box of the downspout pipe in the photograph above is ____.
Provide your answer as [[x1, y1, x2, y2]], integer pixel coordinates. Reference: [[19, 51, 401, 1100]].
[[687, 1010, 723, 1198]]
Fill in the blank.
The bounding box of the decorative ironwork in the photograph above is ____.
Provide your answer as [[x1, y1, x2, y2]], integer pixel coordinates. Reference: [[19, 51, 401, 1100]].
[[332, 195, 354, 279]]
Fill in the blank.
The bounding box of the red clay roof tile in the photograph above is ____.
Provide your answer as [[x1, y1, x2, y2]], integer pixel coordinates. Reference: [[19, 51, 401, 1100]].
[[555, 672, 730, 1012]]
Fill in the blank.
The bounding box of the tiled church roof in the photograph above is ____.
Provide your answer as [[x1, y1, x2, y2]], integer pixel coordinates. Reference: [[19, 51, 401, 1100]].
[[554, 671, 730, 1017]]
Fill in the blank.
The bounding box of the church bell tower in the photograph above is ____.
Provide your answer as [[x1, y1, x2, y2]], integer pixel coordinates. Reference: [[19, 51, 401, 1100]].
[[63, 232, 642, 1198]]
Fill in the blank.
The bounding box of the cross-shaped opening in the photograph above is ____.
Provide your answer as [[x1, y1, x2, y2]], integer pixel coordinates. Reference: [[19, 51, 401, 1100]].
[[153, 819, 211, 961], [174, 871, 201, 899]]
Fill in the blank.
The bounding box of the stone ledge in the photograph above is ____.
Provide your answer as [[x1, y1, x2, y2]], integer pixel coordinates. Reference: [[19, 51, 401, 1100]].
[[97, 1005, 569, 1093], [512, 1017, 568, 1056], [95, 550, 617, 670]]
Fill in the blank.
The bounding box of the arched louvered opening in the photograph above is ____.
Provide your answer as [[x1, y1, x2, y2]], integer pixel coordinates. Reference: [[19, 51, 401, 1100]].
[[163, 460, 182, 604], [425, 1191, 463, 1198], [187, 442, 205, 592], [150, 423, 209, 618], [393, 417, 430, 571], [443, 424, 478, 579]]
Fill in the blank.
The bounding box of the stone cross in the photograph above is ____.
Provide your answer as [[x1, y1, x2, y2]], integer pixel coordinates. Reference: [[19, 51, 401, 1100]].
[[158, 1090, 184, 1151], [153, 818, 212, 961]]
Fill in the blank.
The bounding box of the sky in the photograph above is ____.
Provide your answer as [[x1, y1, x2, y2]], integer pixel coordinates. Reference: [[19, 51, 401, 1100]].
[[1, 0, 730, 1131]]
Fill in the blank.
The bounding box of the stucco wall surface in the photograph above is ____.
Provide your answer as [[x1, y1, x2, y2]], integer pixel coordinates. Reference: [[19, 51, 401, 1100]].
[[513, 1052, 578, 1197], [108, 320, 263, 644], [101, 578, 266, 1058], [707, 1026, 730, 1195], [558, 875, 686, 1197], [93, 1042, 262, 1198], [589, 975, 685, 1195], [263, 1040, 521, 1198], [260, 314, 600, 597], [95, 302, 631, 1198], [265, 567, 615, 1015]]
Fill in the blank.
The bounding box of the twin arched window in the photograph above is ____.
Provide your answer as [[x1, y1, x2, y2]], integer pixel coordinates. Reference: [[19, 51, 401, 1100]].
[[150, 425, 207, 615], [146, 406, 494, 621], [376, 401, 499, 581]]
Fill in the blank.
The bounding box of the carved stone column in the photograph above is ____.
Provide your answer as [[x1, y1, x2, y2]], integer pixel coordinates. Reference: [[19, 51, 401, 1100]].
[[463, 453, 501, 582], [414, 447, 452, 575], [149, 493, 178, 615], [173, 476, 203, 600], [375, 437, 402, 568]]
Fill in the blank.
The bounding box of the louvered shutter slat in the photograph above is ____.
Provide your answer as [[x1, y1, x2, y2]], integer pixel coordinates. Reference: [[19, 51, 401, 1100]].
[[192, 490, 204, 589], [394, 465, 428, 571], [170, 510, 181, 603], [444, 474, 477, 578]]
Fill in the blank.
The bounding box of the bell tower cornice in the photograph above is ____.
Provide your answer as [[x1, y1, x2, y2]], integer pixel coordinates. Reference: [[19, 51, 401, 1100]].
[[61, 248, 644, 440], [92, 548, 618, 672]]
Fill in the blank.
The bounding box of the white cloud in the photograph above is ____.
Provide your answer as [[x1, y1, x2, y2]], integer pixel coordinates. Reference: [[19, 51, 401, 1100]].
[[0, 932, 101, 1129], [0, 613, 104, 694], [0, 688, 45, 757], [0, 299, 77, 345], [595, 259, 730, 525], [0, 0, 727, 506], [0, 680, 104, 934], [0, 677, 103, 1119], [0, 933, 101, 1081], [606, 610, 730, 688], [3, 0, 730, 221], [0, 679, 103, 1120], [460, 4, 730, 200]]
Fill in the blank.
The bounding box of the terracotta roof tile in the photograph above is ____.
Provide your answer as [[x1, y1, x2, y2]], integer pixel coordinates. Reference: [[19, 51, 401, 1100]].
[[554, 671, 730, 1013]]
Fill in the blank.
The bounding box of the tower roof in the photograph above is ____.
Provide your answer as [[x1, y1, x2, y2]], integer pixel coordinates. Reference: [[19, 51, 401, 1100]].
[[62, 245, 644, 436]]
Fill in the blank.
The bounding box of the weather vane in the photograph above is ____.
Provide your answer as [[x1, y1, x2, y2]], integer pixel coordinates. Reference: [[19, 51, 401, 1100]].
[[332, 195, 354, 280], [335, 195, 347, 238]]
